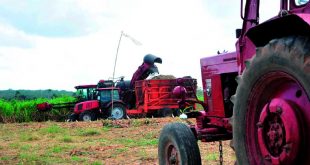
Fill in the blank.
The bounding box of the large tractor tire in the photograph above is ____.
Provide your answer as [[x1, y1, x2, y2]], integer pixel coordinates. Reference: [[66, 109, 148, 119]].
[[158, 122, 201, 165], [108, 103, 126, 120], [233, 36, 310, 165]]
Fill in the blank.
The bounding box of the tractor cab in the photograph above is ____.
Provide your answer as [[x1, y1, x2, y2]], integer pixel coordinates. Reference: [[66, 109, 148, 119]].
[[96, 87, 127, 119], [74, 85, 97, 102], [97, 88, 121, 106]]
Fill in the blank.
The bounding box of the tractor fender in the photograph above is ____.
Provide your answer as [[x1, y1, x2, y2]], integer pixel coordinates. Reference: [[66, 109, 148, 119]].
[[73, 100, 99, 114], [246, 14, 310, 47]]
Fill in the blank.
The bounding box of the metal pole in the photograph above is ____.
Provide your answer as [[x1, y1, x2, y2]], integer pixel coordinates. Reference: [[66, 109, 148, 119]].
[[113, 31, 123, 80], [111, 31, 123, 119]]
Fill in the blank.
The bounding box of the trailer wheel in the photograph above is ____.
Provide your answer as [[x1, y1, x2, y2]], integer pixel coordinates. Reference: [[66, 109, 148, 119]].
[[233, 36, 310, 164], [108, 103, 126, 120], [158, 122, 201, 165], [79, 111, 97, 121]]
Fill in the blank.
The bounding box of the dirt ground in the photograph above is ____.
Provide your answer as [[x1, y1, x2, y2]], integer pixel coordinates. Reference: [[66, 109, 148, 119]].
[[0, 117, 235, 164]]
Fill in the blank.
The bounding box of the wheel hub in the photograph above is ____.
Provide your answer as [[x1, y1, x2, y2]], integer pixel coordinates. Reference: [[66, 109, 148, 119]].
[[167, 145, 179, 165], [257, 98, 301, 164], [83, 115, 91, 121], [112, 107, 123, 119], [266, 115, 284, 156]]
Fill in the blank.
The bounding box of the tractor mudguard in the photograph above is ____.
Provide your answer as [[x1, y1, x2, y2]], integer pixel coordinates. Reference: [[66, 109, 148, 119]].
[[247, 14, 310, 47]]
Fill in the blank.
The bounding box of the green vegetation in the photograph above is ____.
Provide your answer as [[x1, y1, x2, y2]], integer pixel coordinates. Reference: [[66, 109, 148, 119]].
[[205, 153, 218, 161], [62, 135, 73, 143], [78, 128, 101, 136], [40, 124, 65, 135], [0, 89, 74, 100], [197, 87, 204, 101], [0, 96, 76, 123], [19, 133, 39, 142]]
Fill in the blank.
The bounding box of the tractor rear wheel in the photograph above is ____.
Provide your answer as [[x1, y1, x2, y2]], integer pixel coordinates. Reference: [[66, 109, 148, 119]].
[[233, 36, 310, 164], [108, 103, 126, 120], [158, 122, 201, 165], [79, 111, 97, 121]]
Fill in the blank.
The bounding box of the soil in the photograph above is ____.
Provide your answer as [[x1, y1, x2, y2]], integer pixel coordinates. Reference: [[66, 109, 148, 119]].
[[0, 117, 235, 164]]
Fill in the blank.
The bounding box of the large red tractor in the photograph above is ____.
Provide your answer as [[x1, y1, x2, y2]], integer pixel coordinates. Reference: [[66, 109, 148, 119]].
[[158, 0, 310, 164]]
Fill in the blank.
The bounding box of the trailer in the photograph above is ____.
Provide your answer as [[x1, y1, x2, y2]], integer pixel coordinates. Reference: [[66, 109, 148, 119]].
[[127, 78, 197, 117]]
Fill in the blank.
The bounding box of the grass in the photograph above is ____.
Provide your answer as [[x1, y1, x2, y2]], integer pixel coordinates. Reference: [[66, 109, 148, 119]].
[[20, 144, 31, 151], [62, 135, 73, 142], [0, 156, 9, 161], [42, 124, 64, 134], [19, 133, 39, 141], [9, 143, 20, 149], [91, 161, 102, 165], [50, 146, 64, 153], [0, 118, 235, 164], [115, 136, 158, 147], [115, 147, 129, 154], [205, 153, 218, 161], [71, 156, 85, 162], [79, 129, 101, 136]]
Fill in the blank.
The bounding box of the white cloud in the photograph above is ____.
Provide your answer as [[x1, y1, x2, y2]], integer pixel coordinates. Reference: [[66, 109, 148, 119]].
[[0, 0, 245, 90], [0, 23, 34, 48]]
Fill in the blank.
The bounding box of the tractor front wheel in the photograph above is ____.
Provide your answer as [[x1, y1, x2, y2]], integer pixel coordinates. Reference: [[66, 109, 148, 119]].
[[79, 111, 97, 121], [233, 36, 310, 164], [158, 122, 201, 165]]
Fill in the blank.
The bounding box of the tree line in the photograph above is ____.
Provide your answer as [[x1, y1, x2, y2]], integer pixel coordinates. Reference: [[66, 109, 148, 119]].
[[0, 89, 74, 100]]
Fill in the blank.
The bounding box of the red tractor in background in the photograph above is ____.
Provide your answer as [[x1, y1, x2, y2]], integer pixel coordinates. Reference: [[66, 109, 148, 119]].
[[158, 0, 310, 165]]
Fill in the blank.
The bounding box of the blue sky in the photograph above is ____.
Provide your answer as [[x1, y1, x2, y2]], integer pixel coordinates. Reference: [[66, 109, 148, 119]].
[[0, 0, 278, 90]]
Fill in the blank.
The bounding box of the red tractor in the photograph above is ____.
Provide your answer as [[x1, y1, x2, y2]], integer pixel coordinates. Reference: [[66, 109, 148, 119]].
[[158, 0, 310, 164], [72, 87, 126, 121]]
